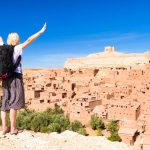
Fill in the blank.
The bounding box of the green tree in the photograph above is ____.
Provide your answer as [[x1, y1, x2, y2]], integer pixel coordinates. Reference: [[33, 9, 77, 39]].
[[96, 128, 103, 136], [45, 106, 64, 115], [69, 120, 83, 132], [44, 108, 53, 114], [107, 120, 121, 142], [16, 109, 36, 130], [53, 106, 64, 114], [48, 123, 61, 133], [90, 114, 105, 130], [51, 114, 70, 132], [77, 128, 87, 136], [107, 120, 118, 133], [31, 112, 52, 132], [108, 132, 122, 142], [40, 126, 50, 133]]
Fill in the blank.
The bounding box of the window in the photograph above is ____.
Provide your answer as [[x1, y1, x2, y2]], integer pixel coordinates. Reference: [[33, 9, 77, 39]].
[[53, 84, 56, 89], [52, 92, 56, 96], [62, 93, 67, 98], [79, 70, 83, 74], [40, 100, 44, 103], [35, 91, 40, 98], [72, 83, 76, 91], [46, 83, 51, 87]]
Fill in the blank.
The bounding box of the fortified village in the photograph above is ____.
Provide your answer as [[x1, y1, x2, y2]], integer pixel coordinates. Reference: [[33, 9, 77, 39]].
[[1, 46, 150, 149]]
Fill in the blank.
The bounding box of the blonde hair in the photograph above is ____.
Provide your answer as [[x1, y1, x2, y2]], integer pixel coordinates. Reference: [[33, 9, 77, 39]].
[[0, 36, 4, 43], [7, 32, 20, 46]]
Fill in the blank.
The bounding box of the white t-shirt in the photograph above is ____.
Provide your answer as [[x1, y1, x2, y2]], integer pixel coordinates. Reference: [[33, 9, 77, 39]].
[[13, 44, 23, 73], [0, 42, 23, 73]]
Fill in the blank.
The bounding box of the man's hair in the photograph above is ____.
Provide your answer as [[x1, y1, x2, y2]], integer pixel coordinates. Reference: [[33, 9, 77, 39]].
[[7, 32, 20, 46]]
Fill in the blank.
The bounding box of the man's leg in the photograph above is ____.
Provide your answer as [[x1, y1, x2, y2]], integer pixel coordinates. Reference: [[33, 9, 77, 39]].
[[1, 111, 8, 131], [10, 109, 17, 132]]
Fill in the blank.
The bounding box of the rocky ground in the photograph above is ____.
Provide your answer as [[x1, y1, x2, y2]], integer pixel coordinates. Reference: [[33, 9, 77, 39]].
[[0, 130, 139, 150]]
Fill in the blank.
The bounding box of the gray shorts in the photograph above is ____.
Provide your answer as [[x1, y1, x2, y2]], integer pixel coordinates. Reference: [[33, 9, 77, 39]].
[[1, 74, 25, 112]]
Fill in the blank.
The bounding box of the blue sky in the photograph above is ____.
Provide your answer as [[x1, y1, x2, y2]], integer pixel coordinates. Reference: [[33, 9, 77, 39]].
[[0, 0, 150, 68]]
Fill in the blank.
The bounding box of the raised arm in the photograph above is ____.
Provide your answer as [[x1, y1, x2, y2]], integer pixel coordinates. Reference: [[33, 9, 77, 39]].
[[22, 23, 46, 49]]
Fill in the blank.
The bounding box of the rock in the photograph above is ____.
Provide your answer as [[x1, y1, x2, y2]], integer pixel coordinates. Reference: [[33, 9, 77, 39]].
[[64, 46, 150, 69], [0, 130, 132, 150]]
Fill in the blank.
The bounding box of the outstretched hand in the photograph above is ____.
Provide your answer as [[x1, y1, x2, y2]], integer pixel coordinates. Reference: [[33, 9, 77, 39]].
[[22, 22, 47, 49], [39, 23, 47, 34]]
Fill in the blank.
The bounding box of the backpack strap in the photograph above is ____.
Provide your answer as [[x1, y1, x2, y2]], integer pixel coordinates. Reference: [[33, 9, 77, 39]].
[[13, 55, 21, 71]]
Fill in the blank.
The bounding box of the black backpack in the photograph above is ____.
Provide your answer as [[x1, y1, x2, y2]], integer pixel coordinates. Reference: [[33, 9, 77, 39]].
[[0, 45, 21, 79]]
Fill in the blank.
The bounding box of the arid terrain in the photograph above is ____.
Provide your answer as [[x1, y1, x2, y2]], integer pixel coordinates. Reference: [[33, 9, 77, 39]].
[[0, 130, 135, 150], [1, 46, 150, 149]]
